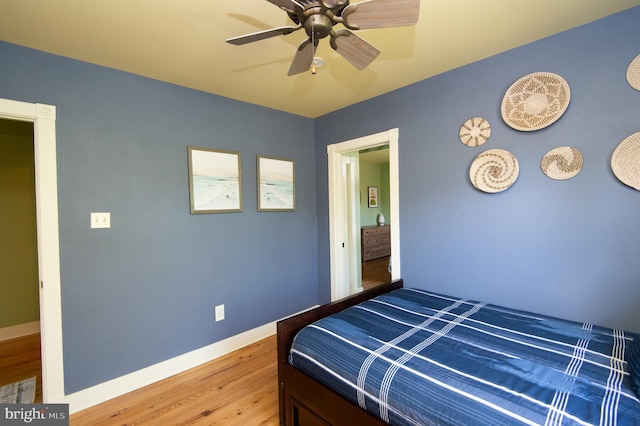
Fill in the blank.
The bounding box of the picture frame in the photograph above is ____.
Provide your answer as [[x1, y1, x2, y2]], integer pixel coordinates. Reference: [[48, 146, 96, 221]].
[[188, 146, 242, 214], [368, 186, 379, 208], [257, 155, 295, 212]]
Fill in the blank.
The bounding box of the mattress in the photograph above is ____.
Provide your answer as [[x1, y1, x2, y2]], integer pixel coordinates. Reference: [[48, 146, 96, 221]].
[[289, 288, 640, 425]]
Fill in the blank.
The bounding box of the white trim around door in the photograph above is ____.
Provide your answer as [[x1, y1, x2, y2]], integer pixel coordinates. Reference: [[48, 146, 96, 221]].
[[0, 98, 65, 403], [327, 128, 401, 301]]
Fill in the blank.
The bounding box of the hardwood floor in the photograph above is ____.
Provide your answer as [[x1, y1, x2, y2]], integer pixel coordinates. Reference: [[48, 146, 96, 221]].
[[362, 256, 391, 291], [0, 331, 279, 424], [0, 333, 42, 403], [70, 336, 279, 425]]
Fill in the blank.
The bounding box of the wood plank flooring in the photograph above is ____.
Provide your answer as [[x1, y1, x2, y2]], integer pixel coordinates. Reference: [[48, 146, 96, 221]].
[[70, 335, 278, 425], [362, 256, 391, 291], [0, 333, 42, 403]]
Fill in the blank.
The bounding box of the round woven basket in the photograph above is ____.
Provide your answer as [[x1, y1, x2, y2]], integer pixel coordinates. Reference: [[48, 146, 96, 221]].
[[627, 53, 640, 91], [611, 132, 640, 190], [469, 149, 519, 193], [501, 72, 570, 131], [459, 117, 491, 147], [540, 146, 583, 180]]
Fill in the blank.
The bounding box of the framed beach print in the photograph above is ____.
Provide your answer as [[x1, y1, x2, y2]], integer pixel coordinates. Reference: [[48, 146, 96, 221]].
[[257, 155, 295, 211], [188, 146, 242, 214], [368, 186, 378, 208]]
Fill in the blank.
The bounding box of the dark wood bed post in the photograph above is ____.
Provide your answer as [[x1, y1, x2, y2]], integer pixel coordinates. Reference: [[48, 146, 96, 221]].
[[276, 279, 403, 426]]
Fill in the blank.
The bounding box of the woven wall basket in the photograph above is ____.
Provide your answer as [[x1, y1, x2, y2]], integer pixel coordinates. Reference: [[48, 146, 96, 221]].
[[459, 117, 491, 147], [627, 53, 640, 91], [612, 132, 640, 190], [540, 146, 583, 180], [469, 149, 519, 193], [501, 72, 570, 131]]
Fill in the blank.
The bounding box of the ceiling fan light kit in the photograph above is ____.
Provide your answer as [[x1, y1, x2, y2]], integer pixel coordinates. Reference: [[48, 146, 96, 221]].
[[226, 0, 420, 76]]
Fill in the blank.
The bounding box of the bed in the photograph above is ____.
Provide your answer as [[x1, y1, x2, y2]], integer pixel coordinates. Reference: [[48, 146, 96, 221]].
[[276, 279, 640, 425]]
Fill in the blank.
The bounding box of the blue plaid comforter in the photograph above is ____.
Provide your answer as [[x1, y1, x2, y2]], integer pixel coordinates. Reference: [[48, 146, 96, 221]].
[[289, 288, 640, 425]]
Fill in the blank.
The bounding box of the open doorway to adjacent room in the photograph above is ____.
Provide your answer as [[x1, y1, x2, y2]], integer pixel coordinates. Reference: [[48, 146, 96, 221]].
[[0, 98, 64, 404], [327, 128, 400, 301], [359, 146, 391, 290], [0, 118, 42, 402]]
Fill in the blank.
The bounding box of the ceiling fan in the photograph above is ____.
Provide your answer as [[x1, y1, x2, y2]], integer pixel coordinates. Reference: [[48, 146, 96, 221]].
[[226, 0, 420, 76]]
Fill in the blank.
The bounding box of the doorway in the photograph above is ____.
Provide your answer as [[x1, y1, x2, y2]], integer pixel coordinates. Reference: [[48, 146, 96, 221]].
[[359, 146, 391, 290], [0, 119, 41, 401], [327, 128, 400, 301], [0, 98, 64, 403]]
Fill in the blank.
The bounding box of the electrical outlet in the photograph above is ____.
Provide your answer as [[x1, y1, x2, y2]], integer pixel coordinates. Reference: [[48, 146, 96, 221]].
[[215, 304, 225, 322]]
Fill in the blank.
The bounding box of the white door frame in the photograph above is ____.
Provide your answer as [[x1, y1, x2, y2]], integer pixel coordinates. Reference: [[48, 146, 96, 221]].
[[327, 128, 400, 301], [342, 154, 359, 296], [0, 98, 65, 403]]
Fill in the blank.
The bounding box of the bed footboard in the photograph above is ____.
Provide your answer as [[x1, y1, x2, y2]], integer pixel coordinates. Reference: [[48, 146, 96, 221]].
[[276, 279, 403, 426]]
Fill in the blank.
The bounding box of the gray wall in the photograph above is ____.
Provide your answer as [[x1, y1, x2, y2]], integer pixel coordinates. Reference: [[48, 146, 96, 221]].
[[316, 7, 640, 332], [0, 42, 318, 394]]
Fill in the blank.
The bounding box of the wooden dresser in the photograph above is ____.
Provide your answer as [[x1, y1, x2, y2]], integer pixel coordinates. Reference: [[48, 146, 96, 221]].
[[361, 225, 391, 262]]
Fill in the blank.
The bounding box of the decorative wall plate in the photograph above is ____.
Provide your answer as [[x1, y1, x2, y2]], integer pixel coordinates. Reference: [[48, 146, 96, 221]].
[[540, 146, 583, 180], [459, 117, 491, 147], [469, 149, 519, 193], [611, 132, 640, 190], [627, 53, 640, 91], [501, 72, 570, 131]]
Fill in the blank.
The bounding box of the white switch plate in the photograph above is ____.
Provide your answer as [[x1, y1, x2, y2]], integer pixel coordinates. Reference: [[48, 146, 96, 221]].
[[91, 212, 111, 229], [215, 304, 225, 322]]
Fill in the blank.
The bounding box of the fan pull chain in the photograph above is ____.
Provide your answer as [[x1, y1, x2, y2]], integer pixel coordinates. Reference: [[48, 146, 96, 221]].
[[311, 19, 317, 75]]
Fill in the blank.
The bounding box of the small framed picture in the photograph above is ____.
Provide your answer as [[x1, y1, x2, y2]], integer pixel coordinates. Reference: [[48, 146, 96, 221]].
[[368, 186, 378, 208], [257, 155, 295, 211], [188, 146, 242, 214]]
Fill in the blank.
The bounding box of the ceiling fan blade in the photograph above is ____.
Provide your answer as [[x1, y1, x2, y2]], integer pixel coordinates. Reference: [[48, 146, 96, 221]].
[[288, 38, 317, 76], [330, 29, 380, 70], [266, 0, 304, 15], [342, 0, 420, 30], [226, 26, 298, 45]]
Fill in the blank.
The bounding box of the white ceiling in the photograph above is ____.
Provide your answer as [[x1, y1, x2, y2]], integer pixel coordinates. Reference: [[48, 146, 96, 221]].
[[1, 1, 639, 118]]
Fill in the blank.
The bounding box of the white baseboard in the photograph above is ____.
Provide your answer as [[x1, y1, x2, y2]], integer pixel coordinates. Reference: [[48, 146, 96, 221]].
[[65, 305, 319, 414], [0, 321, 40, 341]]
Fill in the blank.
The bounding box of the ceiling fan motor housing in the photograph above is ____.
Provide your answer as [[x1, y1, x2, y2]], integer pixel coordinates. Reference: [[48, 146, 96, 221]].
[[287, 0, 348, 23], [305, 13, 333, 39]]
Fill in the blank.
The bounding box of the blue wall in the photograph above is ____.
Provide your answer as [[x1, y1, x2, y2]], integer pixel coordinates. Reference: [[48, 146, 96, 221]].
[[316, 7, 640, 332], [1, 5, 639, 397], [0, 42, 318, 394]]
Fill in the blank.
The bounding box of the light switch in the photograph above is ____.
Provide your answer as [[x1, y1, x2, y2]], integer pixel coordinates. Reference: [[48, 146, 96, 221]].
[[91, 212, 111, 229]]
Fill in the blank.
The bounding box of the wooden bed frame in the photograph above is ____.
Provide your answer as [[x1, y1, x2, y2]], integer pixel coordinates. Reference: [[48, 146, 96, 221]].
[[276, 279, 403, 426]]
